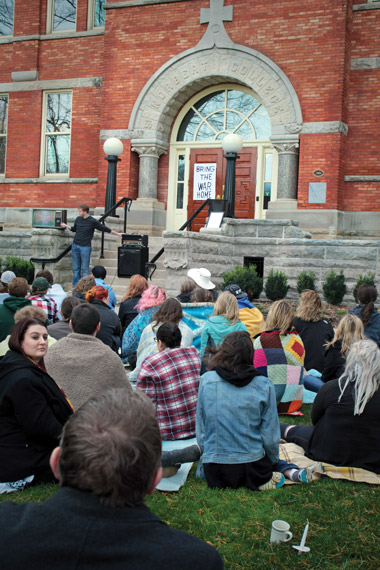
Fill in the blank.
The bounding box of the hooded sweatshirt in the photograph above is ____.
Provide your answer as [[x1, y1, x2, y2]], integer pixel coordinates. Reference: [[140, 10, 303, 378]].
[[200, 315, 247, 357], [0, 296, 31, 342]]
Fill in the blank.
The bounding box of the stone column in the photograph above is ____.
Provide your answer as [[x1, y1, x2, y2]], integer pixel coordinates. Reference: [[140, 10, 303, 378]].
[[266, 136, 299, 218], [131, 143, 167, 200]]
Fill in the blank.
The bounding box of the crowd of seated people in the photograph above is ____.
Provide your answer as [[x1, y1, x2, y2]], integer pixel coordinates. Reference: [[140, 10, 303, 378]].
[[1, 266, 380, 522]]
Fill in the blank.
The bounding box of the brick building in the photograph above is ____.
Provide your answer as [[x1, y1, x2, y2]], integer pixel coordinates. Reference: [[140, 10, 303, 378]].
[[0, 0, 379, 237]]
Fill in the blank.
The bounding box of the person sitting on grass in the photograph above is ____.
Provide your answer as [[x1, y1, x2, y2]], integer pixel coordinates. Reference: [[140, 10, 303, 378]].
[[128, 298, 193, 382], [118, 274, 149, 334], [137, 322, 201, 441], [121, 286, 167, 368], [72, 275, 96, 302], [253, 300, 305, 414], [322, 314, 365, 383], [196, 331, 310, 491], [349, 284, 380, 346], [280, 339, 380, 474], [0, 388, 223, 569], [224, 283, 264, 341], [47, 296, 81, 341], [0, 305, 57, 356]]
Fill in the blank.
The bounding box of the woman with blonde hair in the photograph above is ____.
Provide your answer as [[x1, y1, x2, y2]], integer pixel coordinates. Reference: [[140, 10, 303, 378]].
[[118, 274, 149, 334], [121, 285, 167, 367], [254, 300, 305, 413], [281, 339, 380, 474], [322, 314, 365, 383], [200, 291, 247, 360], [85, 286, 121, 353], [293, 290, 334, 374]]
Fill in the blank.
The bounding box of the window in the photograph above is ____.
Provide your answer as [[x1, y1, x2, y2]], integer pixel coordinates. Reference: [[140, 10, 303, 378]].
[[47, 0, 76, 33], [88, 0, 105, 29], [0, 95, 8, 175], [177, 88, 271, 142], [41, 91, 72, 176], [0, 0, 14, 36]]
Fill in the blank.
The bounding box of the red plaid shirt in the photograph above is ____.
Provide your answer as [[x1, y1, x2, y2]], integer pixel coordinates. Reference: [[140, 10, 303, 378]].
[[137, 346, 201, 440], [29, 294, 59, 324]]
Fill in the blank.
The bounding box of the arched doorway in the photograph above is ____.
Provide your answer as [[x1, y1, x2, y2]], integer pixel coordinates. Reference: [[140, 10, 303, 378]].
[[167, 85, 277, 231]]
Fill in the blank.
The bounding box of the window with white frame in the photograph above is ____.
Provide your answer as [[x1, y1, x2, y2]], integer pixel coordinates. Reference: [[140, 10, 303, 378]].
[[41, 91, 72, 176], [0, 95, 8, 175], [0, 0, 14, 36], [47, 0, 76, 33], [88, 0, 105, 29]]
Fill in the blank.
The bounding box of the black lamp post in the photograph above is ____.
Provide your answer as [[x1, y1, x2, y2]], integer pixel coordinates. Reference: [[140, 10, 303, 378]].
[[222, 133, 243, 218], [103, 137, 124, 217]]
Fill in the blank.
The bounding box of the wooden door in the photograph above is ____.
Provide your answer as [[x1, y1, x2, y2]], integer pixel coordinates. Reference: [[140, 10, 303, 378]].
[[188, 149, 224, 233], [187, 148, 257, 231]]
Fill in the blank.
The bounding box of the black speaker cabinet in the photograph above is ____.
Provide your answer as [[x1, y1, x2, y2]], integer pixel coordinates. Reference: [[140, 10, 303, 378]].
[[117, 245, 149, 278]]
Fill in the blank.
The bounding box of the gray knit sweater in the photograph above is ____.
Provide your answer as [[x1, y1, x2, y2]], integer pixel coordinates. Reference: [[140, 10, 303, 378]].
[[45, 333, 131, 410]]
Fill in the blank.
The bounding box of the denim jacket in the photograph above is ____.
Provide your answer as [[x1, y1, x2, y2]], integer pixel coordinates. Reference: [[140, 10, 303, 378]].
[[196, 370, 280, 470]]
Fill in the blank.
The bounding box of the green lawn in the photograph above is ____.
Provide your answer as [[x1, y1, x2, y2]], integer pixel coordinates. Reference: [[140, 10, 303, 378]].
[[1, 405, 379, 569]]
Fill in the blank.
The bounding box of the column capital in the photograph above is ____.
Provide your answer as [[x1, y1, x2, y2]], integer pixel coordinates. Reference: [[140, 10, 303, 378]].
[[270, 135, 299, 154], [131, 142, 167, 159]]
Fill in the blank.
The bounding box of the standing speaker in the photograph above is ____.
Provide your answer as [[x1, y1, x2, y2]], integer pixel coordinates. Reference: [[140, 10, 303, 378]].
[[117, 245, 149, 278]]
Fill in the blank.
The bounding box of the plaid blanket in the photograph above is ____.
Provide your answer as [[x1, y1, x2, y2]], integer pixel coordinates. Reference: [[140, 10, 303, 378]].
[[280, 442, 380, 485]]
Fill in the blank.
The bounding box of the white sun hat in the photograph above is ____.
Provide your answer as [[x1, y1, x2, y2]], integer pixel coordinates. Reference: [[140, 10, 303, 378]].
[[187, 267, 215, 290]]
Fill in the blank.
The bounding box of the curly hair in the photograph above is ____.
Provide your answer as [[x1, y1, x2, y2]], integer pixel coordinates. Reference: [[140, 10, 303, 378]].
[[73, 275, 96, 294], [295, 290, 323, 322]]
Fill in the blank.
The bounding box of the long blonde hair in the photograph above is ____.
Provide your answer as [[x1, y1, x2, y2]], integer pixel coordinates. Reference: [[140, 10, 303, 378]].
[[212, 291, 239, 325], [295, 290, 323, 322], [265, 300, 294, 335], [338, 339, 380, 415], [326, 314, 365, 356]]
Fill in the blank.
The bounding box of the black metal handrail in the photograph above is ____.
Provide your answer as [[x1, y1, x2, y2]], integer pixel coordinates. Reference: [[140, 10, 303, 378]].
[[145, 198, 211, 280], [30, 197, 133, 269]]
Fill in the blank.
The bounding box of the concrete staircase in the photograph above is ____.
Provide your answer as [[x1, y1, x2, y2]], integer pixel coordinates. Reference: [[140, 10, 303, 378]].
[[91, 234, 166, 303]]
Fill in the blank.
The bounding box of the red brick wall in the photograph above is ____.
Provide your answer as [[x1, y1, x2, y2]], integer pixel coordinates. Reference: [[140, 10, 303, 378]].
[[1, 0, 379, 214]]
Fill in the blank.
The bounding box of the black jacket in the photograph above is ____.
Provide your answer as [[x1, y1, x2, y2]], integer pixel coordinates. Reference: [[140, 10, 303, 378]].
[[0, 351, 73, 482], [0, 487, 223, 570], [91, 299, 122, 353], [293, 317, 334, 373], [118, 295, 141, 334]]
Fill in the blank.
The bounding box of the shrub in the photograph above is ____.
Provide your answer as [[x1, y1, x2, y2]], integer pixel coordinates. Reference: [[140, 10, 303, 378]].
[[353, 272, 377, 303], [223, 264, 263, 301], [264, 269, 289, 301], [296, 270, 316, 295], [4, 256, 35, 284], [322, 269, 347, 305]]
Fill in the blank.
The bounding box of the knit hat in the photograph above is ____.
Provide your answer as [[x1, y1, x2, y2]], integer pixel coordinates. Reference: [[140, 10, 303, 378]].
[[1, 270, 16, 284], [224, 283, 247, 299], [187, 268, 215, 290], [31, 277, 50, 293]]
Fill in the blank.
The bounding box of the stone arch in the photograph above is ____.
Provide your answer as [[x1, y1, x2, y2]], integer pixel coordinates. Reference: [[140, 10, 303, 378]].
[[130, 45, 302, 202], [130, 45, 302, 146]]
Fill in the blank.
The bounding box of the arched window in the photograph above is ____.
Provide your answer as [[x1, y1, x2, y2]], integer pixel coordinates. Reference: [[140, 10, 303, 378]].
[[177, 88, 271, 142]]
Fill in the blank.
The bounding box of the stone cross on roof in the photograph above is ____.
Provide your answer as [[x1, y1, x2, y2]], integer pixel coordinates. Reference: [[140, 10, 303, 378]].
[[196, 0, 234, 49]]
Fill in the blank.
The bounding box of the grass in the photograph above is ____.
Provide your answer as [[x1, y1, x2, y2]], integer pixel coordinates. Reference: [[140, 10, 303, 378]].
[[1, 405, 380, 569]]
